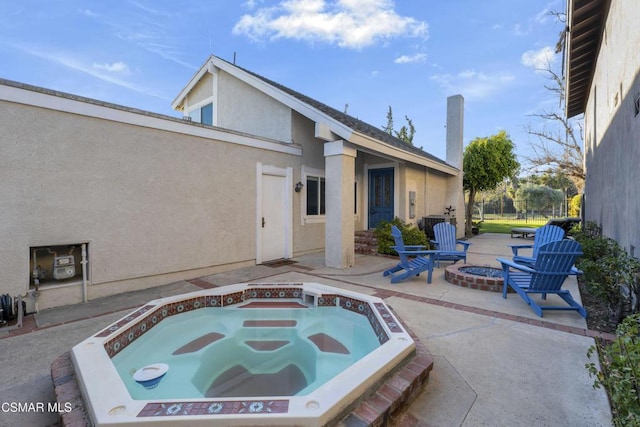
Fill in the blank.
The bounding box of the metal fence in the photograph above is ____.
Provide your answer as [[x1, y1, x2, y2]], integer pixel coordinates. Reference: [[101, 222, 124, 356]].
[[472, 197, 571, 224]]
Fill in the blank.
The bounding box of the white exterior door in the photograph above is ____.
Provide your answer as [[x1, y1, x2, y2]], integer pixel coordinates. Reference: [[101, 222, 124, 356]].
[[257, 164, 292, 264], [261, 174, 286, 262]]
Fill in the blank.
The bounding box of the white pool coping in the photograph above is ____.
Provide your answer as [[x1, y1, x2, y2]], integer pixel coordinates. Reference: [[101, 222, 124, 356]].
[[71, 282, 415, 426]]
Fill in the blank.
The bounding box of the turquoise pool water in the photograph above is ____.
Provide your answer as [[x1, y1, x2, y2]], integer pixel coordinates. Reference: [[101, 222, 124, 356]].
[[112, 305, 381, 400]]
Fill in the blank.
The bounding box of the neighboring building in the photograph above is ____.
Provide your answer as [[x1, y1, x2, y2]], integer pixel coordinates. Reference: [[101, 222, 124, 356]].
[[0, 55, 464, 310], [565, 0, 640, 255]]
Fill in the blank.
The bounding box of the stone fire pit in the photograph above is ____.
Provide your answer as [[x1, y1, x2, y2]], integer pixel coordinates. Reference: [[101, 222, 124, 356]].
[[444, 264, 508, 293]]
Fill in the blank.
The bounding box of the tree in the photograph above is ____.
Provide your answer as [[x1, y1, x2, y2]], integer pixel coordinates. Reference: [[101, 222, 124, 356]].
[[514, 183, 564, 214], [395, 116, 415, 145], [463, 131, 520, 236], [382, 106, 394, 135], [382, 106, 415, 145], [525, 11, 585, 192]]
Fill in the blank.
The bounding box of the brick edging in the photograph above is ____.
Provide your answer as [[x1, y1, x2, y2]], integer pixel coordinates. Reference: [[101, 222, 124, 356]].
[[338, 339, 433, 426], [51, 352, 91, 426], [373, 289, 617, 342]]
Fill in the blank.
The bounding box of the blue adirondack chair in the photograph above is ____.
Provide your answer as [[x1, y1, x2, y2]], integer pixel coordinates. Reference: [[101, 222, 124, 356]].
[[430, 222, 471, 267], [383, 226, 438, 284], [508, 224, 565, 266], [497, 239, 586, 318]]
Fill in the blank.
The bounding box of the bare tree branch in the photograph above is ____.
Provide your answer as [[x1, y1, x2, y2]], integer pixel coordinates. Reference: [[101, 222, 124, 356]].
[[526, 65, 585, 191]]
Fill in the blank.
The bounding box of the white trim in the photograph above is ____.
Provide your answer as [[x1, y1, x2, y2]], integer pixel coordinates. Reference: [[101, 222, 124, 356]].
[[363, 163, 399, 230], [256, 163, 293, 264], [172, 56, 458, 175], [187, 57, 356, 141], [323, 140, 357, 158], [351, 131, 458, 175], [211, 70, 219, 126], [171, 59, 212, 110], [185, 97, 214, 125], [0, 83, 302, 157]]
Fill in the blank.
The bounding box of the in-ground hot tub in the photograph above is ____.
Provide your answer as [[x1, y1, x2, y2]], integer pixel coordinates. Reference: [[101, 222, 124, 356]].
[[71, 283, 415, 426]]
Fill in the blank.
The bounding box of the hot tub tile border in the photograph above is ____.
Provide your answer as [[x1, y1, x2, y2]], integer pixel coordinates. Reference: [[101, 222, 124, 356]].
[[137, 399, 290, 417], [101, 285, 406, 358], [95, 305, 155, 337], [340, 297, 390, 344]]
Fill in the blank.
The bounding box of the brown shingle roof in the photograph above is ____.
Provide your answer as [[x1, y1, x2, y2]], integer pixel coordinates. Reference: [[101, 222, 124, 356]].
[[220, 57, 450, 167]]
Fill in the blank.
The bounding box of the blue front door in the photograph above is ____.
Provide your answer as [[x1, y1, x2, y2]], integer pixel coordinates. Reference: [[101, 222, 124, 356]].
[[368, 168, 394, 229]]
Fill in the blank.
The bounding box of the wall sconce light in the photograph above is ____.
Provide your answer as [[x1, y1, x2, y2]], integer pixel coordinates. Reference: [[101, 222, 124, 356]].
[[295, 181, 304, 193]]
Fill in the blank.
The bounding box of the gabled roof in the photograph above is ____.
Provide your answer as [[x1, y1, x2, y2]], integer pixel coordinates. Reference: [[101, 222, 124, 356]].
[[172, 55, 456, 174], [565, 0, 611, 118]]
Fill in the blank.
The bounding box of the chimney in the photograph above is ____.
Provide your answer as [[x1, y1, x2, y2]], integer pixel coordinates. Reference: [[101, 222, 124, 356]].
[[445, 95, 465, 238], [446, 95, 464, 169]]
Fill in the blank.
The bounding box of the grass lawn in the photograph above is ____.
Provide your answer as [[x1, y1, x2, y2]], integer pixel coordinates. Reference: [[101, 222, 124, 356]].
[[477, 219, 547, 234]]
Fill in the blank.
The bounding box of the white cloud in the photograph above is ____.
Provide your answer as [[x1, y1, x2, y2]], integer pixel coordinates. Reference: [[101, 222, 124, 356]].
[[5, 42, 168, 100], [394, 53, 426, 64], [534, 8, 551, 24], [521, 46, 556, 70], [492, 24, 503, 30], [233, 0, 428, 49], [430, 69, 515, 101], [93, 61, 130, 74], [512, 23, 530, 37], [243, 0, 262, 9], [79, 9, 98, 18]]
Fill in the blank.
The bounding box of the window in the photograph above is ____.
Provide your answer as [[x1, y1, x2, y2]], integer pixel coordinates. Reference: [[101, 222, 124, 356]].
[[354, 182, 358, 214], [188, 103, 213, 125], [306, 176, 325, 216]]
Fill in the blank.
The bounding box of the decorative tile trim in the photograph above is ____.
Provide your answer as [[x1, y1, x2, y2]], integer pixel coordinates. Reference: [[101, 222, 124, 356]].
[[137, 399, 289, 417], [206, 295, 222, 307], [244, 287, 303, 300], [100, 285, 395, 357], [95, 305, 155, 337], [340, 297, 389, 344], [317, 294, 338, 307], [221, 291, 244, 306], [374, 303, 404, 333], [104, 306, 165, 358]]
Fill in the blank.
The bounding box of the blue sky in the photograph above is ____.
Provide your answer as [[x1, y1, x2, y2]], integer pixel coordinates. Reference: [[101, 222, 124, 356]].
[[0, 0, 566, 165]]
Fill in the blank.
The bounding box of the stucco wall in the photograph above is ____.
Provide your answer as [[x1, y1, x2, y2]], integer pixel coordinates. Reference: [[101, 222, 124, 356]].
[[0, 95, 310, 308], [424, 170, 450, 219], [291, 111, 326, 254], [358, 152, 452, 229], [583, 0, 640, 254], [186, 72, 213, 107], [217, 70, 292, 142], [0, 77, 457, 308]]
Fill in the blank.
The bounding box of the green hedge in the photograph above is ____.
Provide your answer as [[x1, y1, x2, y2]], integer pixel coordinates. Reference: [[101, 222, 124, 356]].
[[573, 222, 640, 322], [587, 314, 640, 426], [374, 217, 429, 255]]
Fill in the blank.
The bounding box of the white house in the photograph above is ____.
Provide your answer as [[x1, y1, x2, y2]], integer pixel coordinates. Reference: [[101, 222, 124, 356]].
[[0, 55, 464, 310], [565, 0, 640, 255]]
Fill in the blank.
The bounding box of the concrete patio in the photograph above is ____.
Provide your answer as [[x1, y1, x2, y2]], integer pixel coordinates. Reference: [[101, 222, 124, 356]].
[[0, 233, 613, 426]]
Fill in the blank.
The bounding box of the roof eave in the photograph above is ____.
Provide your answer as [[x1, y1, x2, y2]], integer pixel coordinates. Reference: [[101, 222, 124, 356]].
[[175, 56, 453, 171], [350, 131, 459, 176], [564, 0, 611, 118], [171, 56, 215, 111]]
